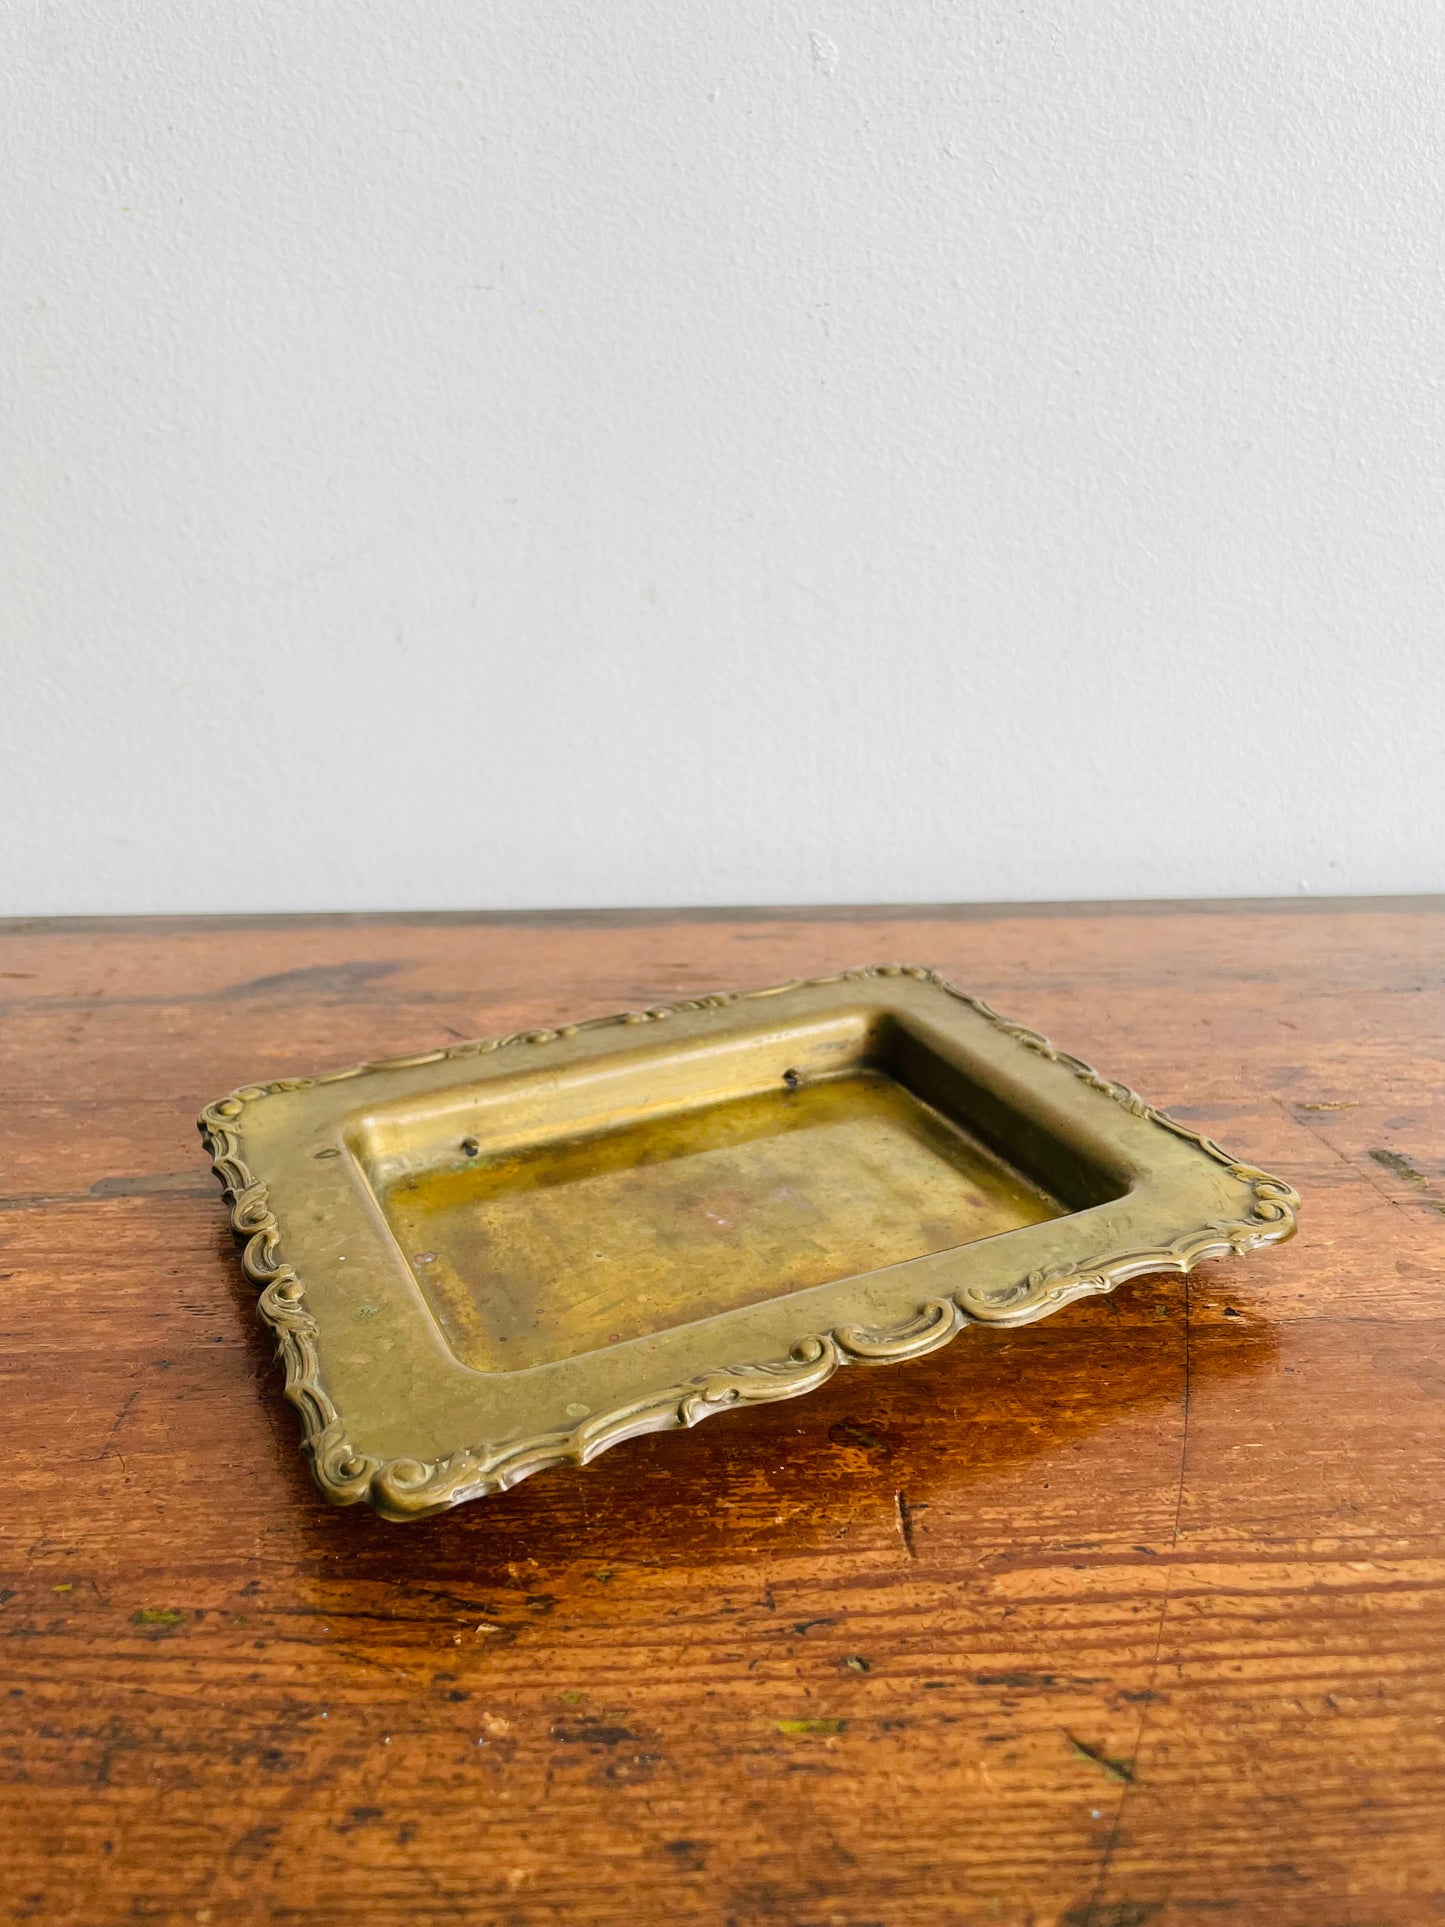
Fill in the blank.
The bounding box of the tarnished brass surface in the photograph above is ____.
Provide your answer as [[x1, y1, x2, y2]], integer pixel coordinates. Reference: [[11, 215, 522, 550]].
[[200, 966, 1298, 1519], [378, 1069, 1063, 1374]]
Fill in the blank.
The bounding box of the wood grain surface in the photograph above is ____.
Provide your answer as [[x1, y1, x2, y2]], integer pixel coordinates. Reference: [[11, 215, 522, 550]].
[[3, 901, 1444, 1927]]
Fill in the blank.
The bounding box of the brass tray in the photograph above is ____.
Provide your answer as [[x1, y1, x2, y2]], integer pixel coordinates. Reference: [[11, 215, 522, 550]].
[[200, 966, 1298, 1521]]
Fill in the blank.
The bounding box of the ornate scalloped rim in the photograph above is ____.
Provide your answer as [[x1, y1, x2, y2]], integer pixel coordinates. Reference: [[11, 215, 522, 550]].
[[198, 965, 1299, 1521]]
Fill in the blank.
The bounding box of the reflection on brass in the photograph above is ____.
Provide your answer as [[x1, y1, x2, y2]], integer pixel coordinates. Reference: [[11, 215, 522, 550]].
[[199, 966, 1299, 1521]]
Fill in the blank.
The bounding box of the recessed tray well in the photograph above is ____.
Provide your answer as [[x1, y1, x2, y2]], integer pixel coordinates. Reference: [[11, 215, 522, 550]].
[[365, 1065, 1067, 1373]]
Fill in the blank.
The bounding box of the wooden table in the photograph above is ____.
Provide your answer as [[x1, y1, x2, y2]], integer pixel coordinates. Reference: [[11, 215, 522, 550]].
[[4, 900, 1444, 1926]]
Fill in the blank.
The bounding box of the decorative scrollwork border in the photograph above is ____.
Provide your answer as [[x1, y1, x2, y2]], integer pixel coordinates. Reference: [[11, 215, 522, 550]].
[[199, 965, 1299, 1520]]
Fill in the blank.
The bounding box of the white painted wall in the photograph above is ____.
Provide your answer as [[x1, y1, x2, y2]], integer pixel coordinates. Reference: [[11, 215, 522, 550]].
[[4, 1, 1443, 915]]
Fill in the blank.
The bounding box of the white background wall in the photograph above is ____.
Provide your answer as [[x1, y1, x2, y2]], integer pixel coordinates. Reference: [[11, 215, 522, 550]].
[[4, 1, 1443, 916]]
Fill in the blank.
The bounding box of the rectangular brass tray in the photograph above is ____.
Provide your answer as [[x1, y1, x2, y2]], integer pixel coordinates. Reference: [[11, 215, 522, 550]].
[[200, 966, 1299, 1520]]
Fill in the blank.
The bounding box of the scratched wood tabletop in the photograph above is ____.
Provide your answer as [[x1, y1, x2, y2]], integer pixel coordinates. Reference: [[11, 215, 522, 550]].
[[3, 900, 1444, 1927]]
